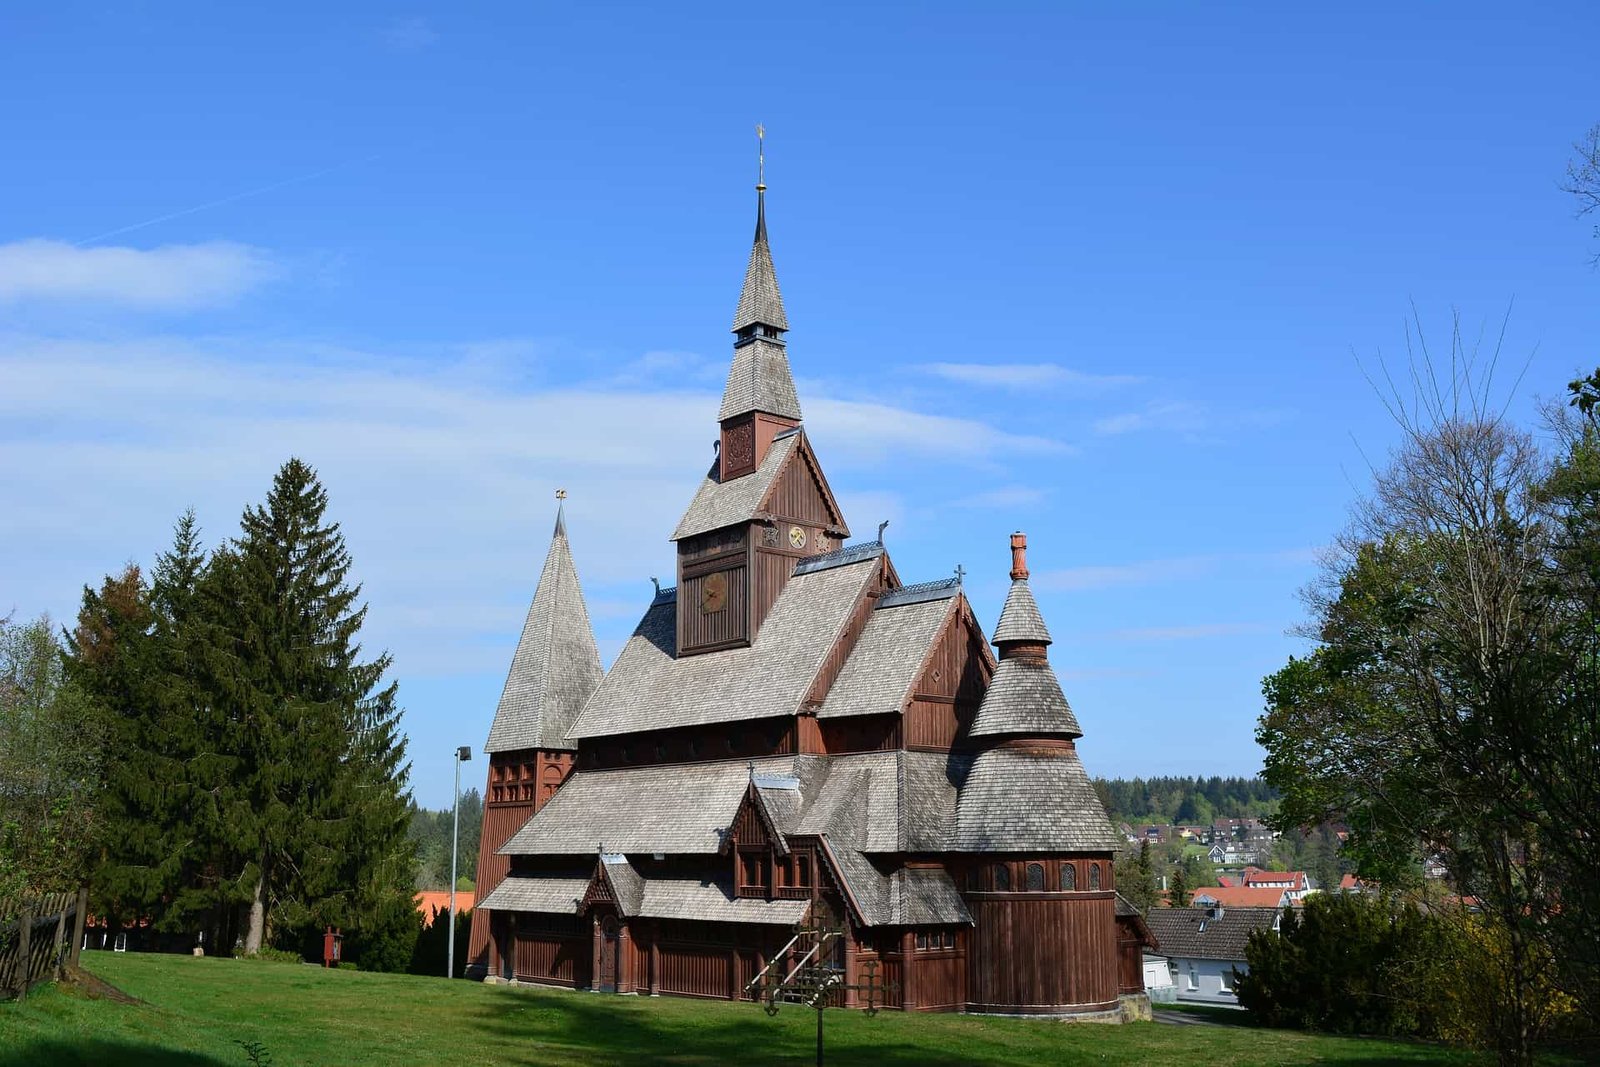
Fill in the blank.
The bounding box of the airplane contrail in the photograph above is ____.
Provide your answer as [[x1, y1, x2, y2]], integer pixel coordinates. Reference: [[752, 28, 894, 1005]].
[[74, 154, 381, 247]]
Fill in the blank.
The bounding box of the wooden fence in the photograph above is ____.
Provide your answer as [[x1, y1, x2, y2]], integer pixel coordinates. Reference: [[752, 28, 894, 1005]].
[[0, 888, 88, 1001]]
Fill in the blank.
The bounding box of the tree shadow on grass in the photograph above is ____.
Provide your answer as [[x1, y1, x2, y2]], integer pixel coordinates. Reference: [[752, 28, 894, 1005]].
[[0, 1038, 234, 1067], [466, 986, 1063, 1067]]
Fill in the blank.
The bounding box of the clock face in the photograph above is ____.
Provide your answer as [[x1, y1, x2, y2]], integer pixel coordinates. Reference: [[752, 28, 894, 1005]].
[[788, 525, 807, 550], [700, 571, 728, 614]]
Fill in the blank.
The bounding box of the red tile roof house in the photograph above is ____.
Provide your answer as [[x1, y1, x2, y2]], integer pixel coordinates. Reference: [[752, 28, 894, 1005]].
[[1240, 869, 1312, 902], [1190, 886, 1291, 910], [415, 891, 474, 928]]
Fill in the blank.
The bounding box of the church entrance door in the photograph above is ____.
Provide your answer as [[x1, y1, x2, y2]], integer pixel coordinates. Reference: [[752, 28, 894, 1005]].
[[599, 917, 619, 993]]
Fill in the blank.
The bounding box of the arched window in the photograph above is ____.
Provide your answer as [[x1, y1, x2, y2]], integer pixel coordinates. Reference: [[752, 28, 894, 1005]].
[[1089, 863, 1101, 890], [1025, 863, 1045, 891], [1061, 863, 1076, 890], [993, 863, 1011, 891]]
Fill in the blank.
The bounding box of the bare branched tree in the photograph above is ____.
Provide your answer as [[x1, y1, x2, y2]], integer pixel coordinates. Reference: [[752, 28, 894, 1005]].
[[1562, 123, 1600, 265]]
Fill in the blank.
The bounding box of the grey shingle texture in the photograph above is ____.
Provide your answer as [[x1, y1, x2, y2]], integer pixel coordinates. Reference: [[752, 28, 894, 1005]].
[[637, 877, 809, 925], [477, 875, 588, 914], [967, 658, 1082, 739], [731, 200, 789, 333], [484, 512, 603, 753], [951, 747, 1120, 853], [671, 432, 797, 541], [992, 578, 1052, 645], [500, 756, 800, 856], [567, 557, 879, 739], [718, 338, 802, 422], [817, 596, 955, 720], [1143, 906, 1281, 962], [601, 855, 645, 915]]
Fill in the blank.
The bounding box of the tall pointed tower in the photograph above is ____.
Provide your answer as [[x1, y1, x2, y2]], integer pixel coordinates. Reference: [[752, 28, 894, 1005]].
[[464, 499, 602, 979], [670, 155, 848, 656], [953, 533, 1123, 1013]]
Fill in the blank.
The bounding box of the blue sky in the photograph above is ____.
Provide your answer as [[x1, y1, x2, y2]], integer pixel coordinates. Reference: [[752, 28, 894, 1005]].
[[3, 3, 1597, 809]]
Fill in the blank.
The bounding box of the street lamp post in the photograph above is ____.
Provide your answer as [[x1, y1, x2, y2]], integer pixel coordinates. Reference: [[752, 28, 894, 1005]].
[[449, 745, 472, 979]]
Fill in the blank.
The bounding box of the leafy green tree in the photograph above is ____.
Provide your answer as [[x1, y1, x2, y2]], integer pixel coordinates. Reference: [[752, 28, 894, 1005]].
[[0, 614, 103, 899]]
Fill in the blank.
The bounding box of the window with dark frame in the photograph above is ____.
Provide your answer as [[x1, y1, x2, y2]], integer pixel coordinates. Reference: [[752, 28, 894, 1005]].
[[1062, 863, 1076, 890], [1089, 863, 1101, 890], [1025, 863, 1045, 891], [993, 863, 1011, 891]]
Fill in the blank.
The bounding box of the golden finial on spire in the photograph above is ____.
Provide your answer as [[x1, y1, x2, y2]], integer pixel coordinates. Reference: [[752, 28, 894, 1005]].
[[756, 123, 766, 192], [555, 488, 568, 501]]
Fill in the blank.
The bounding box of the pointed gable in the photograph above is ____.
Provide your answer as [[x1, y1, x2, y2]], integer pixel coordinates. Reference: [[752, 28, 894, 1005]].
[[485, 508, 603, 753]]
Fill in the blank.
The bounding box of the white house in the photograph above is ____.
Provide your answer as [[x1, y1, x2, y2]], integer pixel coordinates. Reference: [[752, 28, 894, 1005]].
[[1143, 905, 1281, 1005]]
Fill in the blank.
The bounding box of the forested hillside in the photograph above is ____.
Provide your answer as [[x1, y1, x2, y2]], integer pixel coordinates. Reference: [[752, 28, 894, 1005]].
[[409, 792, 482, 891], [1093, 776, 1278, 826]]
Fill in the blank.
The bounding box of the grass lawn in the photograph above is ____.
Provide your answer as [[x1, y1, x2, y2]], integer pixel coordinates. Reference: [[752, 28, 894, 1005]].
[[0, 952, 1506, 1067]]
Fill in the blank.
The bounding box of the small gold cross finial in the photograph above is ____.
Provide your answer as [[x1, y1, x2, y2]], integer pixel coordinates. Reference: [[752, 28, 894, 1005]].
[[555, 488, 568, 500], [756, 123, 766, 191]]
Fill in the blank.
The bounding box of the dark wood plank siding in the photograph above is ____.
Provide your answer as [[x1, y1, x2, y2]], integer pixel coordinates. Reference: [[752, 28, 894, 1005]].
[[765, 446, 835, 526], [965, 894, 1118, 1013], [818, 715, 901, 754], [514, 919, 591, 988], [752, 547, 796, 635], [678, 564, 749, 652], [904, 605, 992, 752]]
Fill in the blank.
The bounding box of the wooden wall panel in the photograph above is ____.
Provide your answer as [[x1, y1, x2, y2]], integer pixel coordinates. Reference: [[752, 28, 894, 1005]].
[[905, 700, 959, 750], [965, 894, 1117, 1013], [818, 715, 900, 755], [678, 565, 748, 652], [766, 450, 834, 526], [915, 954, 967, 1011], [752, 549, 796, 636], [466, 786, 537, 973], [658, 944, 733, 999], [514, 932, 591, 988]]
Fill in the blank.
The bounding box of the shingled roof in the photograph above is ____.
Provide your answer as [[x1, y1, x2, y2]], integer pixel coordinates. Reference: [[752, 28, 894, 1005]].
[[567, 555, 880, 739], [718, 337, 801, 422], [951, 747, 1120, 852], [1144, 906, 1281, 962], [731, 190, 788, 334], [816, 593, 957, 720], [966, 658, 1081, 739], [672, 432, 797, 541], [484, 507, 603, 753], [992, 578, 1051, 645]]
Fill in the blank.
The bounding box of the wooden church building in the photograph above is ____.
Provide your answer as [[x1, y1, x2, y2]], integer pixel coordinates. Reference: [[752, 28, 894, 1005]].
[[465, 178, 1152, 1016]]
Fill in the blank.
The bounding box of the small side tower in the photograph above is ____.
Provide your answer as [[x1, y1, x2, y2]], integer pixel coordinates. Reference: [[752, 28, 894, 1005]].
[[954, 533, 1122, 1014], [464, 498, 602, 979]]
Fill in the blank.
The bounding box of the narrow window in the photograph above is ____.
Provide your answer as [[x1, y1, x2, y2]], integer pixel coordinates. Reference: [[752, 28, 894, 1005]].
[[1061, 863, 1076, 891], [942, 930, 956, 950], [915, 931, 928, 951], [1025, 863, 1045, 891], [1089, 863, 1101, 890], [993, 864, 1011, 891], [797, 853, 811, 888]]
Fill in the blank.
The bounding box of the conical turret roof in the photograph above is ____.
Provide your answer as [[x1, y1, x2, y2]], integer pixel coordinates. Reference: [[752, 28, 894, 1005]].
[[485, 505, 603, 753], [992, 579, 1051, 645], [731, 191, 788, 333]]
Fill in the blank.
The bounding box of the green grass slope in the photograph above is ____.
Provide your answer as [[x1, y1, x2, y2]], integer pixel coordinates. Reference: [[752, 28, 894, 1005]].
[[0, 953, 1497, 1067]]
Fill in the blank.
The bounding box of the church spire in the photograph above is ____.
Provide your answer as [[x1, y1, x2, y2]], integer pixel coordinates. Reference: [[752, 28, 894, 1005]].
[[732, 125, 789, 336], [485, 493, 603, 753]]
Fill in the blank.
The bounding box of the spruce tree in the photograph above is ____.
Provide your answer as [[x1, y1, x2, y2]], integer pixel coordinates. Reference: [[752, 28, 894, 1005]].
[[219, 459, 413, 957], [1168, 863, 1191, 908]]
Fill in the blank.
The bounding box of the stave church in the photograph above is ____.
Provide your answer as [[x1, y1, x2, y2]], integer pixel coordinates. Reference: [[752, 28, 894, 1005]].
[[464, 168, 1153, 1016]]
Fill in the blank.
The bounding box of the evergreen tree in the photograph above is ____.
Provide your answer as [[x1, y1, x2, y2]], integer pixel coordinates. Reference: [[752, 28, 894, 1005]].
[[217, 459, 413, 956], [1168, 863, 1191, 908], [1114, 838, 1159, 914]]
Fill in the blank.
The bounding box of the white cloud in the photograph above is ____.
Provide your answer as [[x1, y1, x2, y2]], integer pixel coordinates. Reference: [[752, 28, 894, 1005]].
[[807, 396, 1068, 462], [1035, 549, 1317, 592], [0, 240, 278, 309], [0, 333, 1057, 680], [379, 16, 438, 52], [920, 362, 1143, 390], [1037, 555, 1219, 591], [1092, 400, 1292, 438], [951, 486, 1048, 510], [1102, 622, 1272, 642]]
